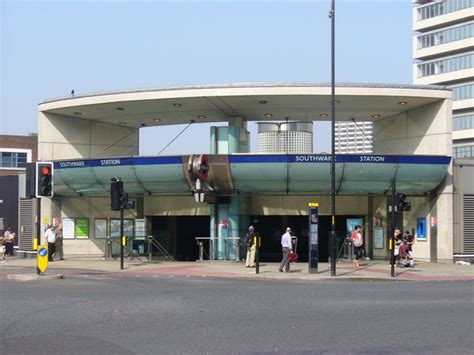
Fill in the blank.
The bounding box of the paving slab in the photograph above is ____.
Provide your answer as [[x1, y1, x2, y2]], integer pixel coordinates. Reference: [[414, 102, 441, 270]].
[[0, 256, 472, 282]]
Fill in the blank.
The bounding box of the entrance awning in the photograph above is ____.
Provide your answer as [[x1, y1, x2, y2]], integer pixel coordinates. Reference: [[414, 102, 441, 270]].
[[52, 154, 451, 196]]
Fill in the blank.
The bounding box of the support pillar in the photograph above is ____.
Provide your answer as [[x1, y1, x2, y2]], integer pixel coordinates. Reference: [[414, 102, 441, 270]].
[[209, 119, 249, 260], [210, 194, 241, 260]]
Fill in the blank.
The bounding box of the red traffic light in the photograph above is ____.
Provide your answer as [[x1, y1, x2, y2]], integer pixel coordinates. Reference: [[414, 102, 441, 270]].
[[36, 162, 54, 197]]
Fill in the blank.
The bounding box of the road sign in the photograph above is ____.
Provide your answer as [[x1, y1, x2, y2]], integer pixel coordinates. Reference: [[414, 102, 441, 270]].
[[37, 246, 48, 274]]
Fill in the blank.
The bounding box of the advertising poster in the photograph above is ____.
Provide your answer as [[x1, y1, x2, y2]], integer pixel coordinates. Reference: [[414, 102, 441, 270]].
[[75, 218, 89, 239], [62, 218, 75, 239], [346, 218, 364, 238]]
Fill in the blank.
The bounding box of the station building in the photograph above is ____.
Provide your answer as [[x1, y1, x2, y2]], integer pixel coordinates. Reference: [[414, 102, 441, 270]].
[[34, 83, 472, 263]]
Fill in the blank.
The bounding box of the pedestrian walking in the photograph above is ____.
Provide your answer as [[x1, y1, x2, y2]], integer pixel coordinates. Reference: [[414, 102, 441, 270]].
[[54, 224, 64, 260], [44, 225, 56, 261], [393, 229, 402, 266], [279, 227, 293, 273], [0, 233, 5, 261], [244, 226, 256, 268], [350, 225, 364, 269], [3, 227, 15, 258], [404, 230, 415, 267]]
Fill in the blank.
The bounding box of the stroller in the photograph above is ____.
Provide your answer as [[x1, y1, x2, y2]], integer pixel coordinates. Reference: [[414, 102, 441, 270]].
[[397, 239, 414, 268]]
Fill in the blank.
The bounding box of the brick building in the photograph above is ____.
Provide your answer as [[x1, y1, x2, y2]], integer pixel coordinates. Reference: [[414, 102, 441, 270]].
[[0, 134, 38, 243]]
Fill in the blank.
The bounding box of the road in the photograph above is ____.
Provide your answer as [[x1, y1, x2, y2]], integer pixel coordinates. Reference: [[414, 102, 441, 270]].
[[0, 273, 472, 354]]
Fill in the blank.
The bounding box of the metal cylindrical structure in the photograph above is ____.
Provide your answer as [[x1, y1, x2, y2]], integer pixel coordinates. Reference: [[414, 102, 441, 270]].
[[257, 121, 313, 153]]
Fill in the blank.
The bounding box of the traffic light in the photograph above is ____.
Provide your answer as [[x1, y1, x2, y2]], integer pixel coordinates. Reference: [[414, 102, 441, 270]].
[[36, 162, 54, 197], [25, 163, 36, 198], [110, 178, 124, 211], [395, 193, 412, 212]]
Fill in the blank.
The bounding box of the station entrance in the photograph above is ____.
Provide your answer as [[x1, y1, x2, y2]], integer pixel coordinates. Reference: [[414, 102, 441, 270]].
[[150, 216, 210, 261], [150, 214, 364, 262], [250, 215, 364, 262]]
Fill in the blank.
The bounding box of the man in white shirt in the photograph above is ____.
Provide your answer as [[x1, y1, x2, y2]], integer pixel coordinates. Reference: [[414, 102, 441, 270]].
[[279, 227, 293, 273], [44, 225, 56, 261]]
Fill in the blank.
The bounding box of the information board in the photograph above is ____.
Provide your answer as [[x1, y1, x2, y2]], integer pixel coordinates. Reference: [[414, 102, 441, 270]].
[[374, 227, 384, 249], [135, 219, 146, 239], [308, 203, 319, 273], [110, 219, 134, 238], [94, 218, 108, 239]]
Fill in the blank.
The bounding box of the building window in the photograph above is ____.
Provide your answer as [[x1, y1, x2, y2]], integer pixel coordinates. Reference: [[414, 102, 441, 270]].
[[417, 52, 474, 77], [417, 22, 474, 49], [451, 83, 474, 101], [418, 0, 473, 21], [454, 145, 474, 158], [0, 151, 29, 168], [453, 113, 474, 130]]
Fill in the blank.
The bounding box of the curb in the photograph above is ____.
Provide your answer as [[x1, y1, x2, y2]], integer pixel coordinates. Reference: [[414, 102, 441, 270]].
[[7, 274, 65, 281], [242, 274, 407, 282]]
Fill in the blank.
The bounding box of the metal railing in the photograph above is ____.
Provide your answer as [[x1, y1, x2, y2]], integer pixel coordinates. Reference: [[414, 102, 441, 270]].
[[148, 236, 174, 261], [337, 237, 354, 262], [105, 236, 143, 260], [104, 235, 174, 261], [195, 237, 241, 261]]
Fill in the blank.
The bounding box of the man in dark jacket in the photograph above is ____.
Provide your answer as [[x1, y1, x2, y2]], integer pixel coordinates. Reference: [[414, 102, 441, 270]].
[[244, 226, 256, 268]]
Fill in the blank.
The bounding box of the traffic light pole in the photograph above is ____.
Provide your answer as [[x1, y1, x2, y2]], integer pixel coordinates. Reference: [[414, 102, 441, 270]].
[[36, 197, 41, 275], [120, 206, 124, 270], [329, 0, 337, 277], [390, 179, 396, 277]]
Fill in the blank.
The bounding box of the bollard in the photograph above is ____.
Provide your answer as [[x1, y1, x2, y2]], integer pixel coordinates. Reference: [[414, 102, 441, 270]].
[[235, 240, 239, 262], [199, 241, 204, 261], [254, 235, 261, 274], [148, 236, 152, 261]]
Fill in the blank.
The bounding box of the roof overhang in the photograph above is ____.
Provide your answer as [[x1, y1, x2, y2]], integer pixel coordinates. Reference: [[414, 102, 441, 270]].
[[39, 83, 451, 129]]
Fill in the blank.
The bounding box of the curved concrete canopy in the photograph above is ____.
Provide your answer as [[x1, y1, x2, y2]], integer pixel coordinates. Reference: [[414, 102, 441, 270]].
[[39, 83, 451, 129], [52, 154, 450, 196]]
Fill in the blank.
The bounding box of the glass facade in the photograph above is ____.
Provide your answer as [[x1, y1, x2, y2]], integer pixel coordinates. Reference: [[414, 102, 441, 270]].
[[453, 113, 474, 130], [417, 22, 473, 49], [0, 151, 28, 168], [418, 0, 473, 21], [418, 52, 473, 77], [454, 144, 474, 158], [452, 82, 474, 100]]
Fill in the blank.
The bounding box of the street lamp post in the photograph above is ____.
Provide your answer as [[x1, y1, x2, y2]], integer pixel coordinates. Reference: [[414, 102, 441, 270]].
[[329, 0, 337, 277]]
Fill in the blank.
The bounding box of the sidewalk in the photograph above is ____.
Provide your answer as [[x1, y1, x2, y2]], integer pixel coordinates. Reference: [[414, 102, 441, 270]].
[[1, 256, 473, 281]]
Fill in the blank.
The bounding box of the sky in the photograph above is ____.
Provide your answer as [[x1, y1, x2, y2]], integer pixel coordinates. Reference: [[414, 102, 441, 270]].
[[0, 0, 413, 155]]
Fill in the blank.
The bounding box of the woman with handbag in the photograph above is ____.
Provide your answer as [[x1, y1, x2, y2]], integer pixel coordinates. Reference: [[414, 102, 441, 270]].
[[350, 225, 364, 269], [3, 227, 15, 258]]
